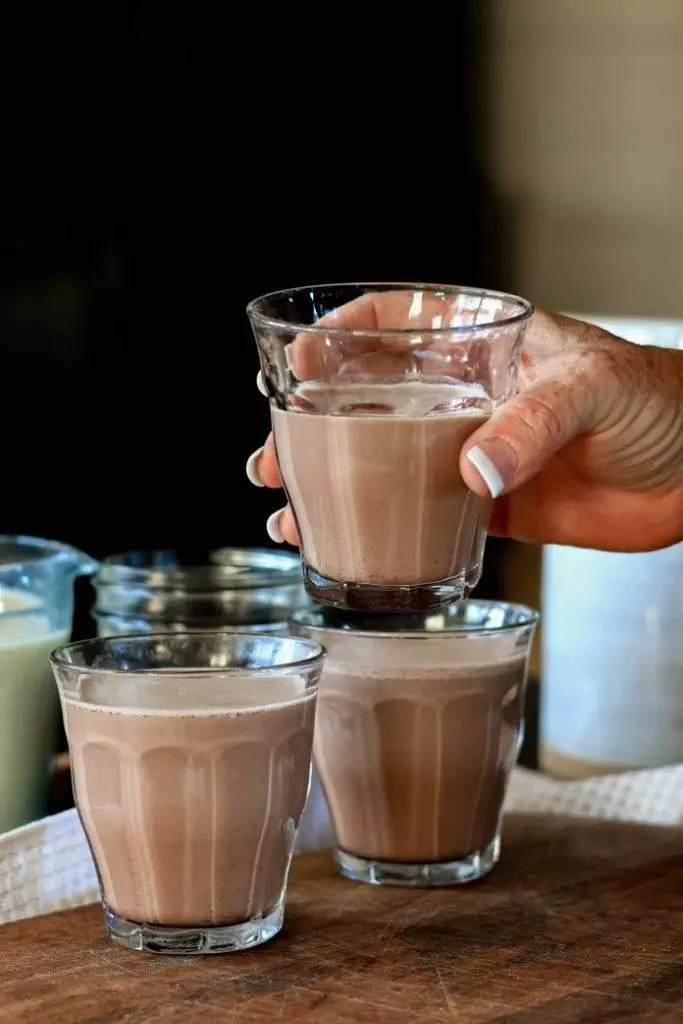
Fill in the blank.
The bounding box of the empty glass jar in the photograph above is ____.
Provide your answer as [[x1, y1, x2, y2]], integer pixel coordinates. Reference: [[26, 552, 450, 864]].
[[94, 548, 307, 636]]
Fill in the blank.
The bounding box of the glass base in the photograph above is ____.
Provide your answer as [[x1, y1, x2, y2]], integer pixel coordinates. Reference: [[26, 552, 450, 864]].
[[303, 563, 482, 613], [104, 899, 284, 955], [335, 834, 500, 887]]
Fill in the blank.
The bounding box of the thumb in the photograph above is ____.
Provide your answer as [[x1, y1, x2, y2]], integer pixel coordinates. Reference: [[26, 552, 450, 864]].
[[461, 375, 597, 498]]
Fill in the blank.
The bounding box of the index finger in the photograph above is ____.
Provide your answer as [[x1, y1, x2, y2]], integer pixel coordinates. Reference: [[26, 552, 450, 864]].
[[285, 288, 495, 384]]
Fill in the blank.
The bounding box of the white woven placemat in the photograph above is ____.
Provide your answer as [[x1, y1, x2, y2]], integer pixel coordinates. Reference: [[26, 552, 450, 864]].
[[0, 808, 98, 925], [4, 763, 683, 926]]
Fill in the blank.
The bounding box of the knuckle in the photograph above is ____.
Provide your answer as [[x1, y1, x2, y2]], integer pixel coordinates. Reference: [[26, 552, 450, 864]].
[[576, 324, 633, 382], [585, 343, 623, 379], [510, 391, 568, 448]]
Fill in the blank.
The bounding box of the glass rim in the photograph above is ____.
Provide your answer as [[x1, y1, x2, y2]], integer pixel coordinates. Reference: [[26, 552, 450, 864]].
[[1, 534, 98, 620], [246, 282, 534, 339], [289, 600, 539, 640], [95, 547, 303, 590], [0, 533, 98, 568], [50, 630, 326, 676]]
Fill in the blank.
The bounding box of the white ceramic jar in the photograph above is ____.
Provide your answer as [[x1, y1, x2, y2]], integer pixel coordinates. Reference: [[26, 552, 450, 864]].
[[540, 316, 683, 778]]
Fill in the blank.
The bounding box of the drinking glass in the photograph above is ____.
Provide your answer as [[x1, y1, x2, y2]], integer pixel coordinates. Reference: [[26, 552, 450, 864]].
[[290, 601, 538, 887], [248, 283, 532, 612], [51, 631, 325, 954]]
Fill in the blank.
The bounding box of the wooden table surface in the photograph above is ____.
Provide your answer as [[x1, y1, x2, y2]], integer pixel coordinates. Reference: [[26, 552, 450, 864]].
[[2, 813, 683, 1023]]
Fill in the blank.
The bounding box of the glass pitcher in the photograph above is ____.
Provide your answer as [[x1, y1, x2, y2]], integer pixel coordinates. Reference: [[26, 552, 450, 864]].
[[0, 535, 97, 833]]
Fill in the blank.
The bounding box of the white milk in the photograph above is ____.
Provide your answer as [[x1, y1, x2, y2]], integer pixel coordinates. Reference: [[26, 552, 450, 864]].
[[0, 590, 69, 833]]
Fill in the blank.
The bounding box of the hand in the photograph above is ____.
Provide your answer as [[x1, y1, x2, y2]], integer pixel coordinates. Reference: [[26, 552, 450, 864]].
[[247, 303, 683, 553]]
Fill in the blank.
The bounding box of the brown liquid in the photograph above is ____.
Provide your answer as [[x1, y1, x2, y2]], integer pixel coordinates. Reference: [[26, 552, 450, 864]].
[[65, 678, 315, 927], [314, 646, 526, 863], [272, 380, 490, 586]]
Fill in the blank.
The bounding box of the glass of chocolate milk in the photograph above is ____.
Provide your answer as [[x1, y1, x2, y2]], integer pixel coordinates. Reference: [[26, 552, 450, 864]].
[[290, 601, 538, 886], [248, 283, 532, 612], [50, 631, 325, 953]]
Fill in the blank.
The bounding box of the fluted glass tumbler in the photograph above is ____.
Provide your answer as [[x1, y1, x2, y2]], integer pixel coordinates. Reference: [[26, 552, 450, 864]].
[[291, 601, 539, 887], [51, 632, 325, 954], [248, 283, 532, 612]]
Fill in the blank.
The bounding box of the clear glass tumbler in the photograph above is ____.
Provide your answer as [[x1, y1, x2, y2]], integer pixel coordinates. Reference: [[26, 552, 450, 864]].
[[248, 283, 532, 612], [51, 631, 325, 953], [290, 601, 538, 887]]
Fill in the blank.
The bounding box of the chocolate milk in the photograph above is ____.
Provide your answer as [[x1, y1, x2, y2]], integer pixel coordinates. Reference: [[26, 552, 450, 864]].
[[64, 675, 315, 927], [313, 643, 527, 863], [272, 379, 490, 586]]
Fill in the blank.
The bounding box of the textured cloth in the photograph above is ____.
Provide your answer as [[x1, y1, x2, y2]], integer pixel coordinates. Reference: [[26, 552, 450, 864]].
[[4, 763, 683, 925]]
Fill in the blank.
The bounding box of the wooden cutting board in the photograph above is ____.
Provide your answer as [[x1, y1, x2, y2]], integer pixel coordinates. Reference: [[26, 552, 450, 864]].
[[2, 813, 683, 1023]]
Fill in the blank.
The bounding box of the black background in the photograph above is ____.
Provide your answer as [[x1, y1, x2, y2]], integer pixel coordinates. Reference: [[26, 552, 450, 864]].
[[3, 2, 509, 605]]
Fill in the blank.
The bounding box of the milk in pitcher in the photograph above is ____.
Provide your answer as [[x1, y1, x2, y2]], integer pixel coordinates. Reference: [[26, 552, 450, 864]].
[[0, 590, 68, 832]]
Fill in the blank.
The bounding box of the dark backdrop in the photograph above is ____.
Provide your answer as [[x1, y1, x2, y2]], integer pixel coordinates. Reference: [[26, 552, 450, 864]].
[[3, 2, 509, 617]]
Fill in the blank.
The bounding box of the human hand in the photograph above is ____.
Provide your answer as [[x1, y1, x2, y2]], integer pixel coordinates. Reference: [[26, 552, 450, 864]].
[[248, 302, 683, 553]]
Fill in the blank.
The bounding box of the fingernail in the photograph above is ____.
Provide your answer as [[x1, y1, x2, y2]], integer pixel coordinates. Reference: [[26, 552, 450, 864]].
[[266, 508, 286, 544], [466, 440, 517, 498], [256, 370, 268, 397], [246, 447, 265, 487]]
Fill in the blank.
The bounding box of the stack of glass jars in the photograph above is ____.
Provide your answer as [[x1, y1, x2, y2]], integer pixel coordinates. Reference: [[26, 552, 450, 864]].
[[94, 547, 307, 637]]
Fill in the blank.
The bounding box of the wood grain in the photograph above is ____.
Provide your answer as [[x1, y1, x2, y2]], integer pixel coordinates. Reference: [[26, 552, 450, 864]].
[[2, 813, 683, 1023]]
